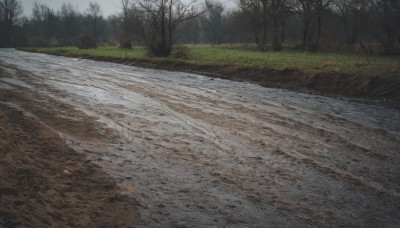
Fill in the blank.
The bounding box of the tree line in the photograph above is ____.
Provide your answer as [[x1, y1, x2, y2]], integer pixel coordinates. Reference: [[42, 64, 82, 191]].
[[0, 0, 399, 55]]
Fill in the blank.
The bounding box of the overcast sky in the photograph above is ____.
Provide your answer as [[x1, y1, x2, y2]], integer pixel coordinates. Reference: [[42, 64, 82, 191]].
[[22, 0, 123, 17], [21, 0, 237, 18]]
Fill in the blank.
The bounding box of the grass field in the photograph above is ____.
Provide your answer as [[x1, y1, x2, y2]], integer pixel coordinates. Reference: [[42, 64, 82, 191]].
[[24, 45, 400, 77]]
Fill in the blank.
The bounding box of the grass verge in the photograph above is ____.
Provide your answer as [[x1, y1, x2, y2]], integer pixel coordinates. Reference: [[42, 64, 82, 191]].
[[21, 45, 400, 77]]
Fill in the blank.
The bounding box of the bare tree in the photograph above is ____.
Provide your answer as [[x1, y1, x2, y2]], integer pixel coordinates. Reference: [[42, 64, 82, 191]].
[[118, 0, 146, 47], [59, 3, 81, 44], [202, 0, 224, 44], [371, 0, 400, 54], [239, 0, 269, 51], [315, 0, 333, 49], [271, 0, 295, 51], [134, 0, 204, 56], [334, 0, 356, 46], [86, 2, 103, 40], [120, 0, 131, 37], [333, 0, 371, 47], [295, 0, 333, 51], [0, 0, 22, 47], [32, 2, 56, 39]]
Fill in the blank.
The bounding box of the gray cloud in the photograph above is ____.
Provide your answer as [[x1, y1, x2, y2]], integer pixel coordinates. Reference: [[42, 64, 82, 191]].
[[21, 0, 237, 18], [22, 0, 128, 17]]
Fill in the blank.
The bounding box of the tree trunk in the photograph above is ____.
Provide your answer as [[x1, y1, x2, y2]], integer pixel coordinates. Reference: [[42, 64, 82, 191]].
[[280, 18, 286, 46], [314, 0, 324, 51], [272, 0, 281, 51], [161, 0, 165, 45], [272, 14, 282, 51], [261, 0, 267, 51], [254, 32, 259, 45], [315, 10, 321, 50], [306, 19, 316, 51], [168, 0, 173, 48], [93, 18, 97, 39], [351, 19, 357, 46], [302, 16, 308, 50]]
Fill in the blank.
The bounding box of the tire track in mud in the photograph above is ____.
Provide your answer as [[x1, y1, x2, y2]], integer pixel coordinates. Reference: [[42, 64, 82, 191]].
[[1, 49, 400, 227], [118, 82, 400, 225], [121, 83, 400, 198], [0, 90, 140, 226]]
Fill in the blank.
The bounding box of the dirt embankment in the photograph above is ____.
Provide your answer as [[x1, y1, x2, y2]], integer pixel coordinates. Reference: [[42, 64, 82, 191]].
[[20, 49, 400, 105], [0, 96, 139, 226]]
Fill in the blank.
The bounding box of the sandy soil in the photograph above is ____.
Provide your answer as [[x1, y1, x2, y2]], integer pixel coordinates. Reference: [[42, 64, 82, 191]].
[[0, 102, 139, 227], [1, 49, 399, 227]]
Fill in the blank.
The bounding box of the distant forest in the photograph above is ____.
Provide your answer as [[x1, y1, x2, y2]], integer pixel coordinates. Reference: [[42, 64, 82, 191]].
[[1, 0, 399, 55]]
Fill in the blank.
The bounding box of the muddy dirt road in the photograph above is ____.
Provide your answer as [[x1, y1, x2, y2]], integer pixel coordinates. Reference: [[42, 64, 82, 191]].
[[1, 49, 399, 227]]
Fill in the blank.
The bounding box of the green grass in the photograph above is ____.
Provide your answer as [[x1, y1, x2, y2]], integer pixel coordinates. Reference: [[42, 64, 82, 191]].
[[188, 45, 400, 77], [23, 45, 400, 77], [34, 46, 148, 59]]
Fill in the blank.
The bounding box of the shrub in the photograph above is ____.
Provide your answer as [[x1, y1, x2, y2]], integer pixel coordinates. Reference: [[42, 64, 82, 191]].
[[119, 38, 132, 49], [29, 37, 49, 47], [171, 46, 191, 59], [76, 35, 97, 49]]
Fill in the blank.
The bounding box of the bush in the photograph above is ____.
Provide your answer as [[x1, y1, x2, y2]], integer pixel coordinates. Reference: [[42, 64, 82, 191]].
[[29, 37, 49, 47], [119, 38, 132, 49], [171, 46, 191, 59], [76, 35, 97, 49]]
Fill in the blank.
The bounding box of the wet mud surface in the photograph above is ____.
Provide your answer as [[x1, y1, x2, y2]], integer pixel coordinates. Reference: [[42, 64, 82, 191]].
[[0, 100, 139, 227], [1, 49, 399, 227]]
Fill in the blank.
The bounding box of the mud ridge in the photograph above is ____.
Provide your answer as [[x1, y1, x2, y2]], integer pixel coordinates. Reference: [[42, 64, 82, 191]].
[[0, 100, 140, 227]]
